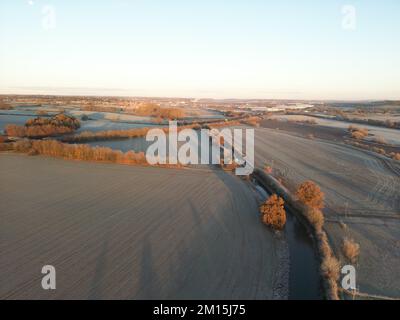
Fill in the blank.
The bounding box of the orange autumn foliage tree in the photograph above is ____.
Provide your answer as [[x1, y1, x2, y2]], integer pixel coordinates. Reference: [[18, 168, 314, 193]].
[[260, 194, 286, 230], [295, 181, 325, 209]]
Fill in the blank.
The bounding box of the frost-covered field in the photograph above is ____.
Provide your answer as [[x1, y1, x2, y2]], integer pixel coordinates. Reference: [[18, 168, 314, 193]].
[[269, 114, 400, 146], [0, 154, 280, 300], [251, 126, 400, 298]]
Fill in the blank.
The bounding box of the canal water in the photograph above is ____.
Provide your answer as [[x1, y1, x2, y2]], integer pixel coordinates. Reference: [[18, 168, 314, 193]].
[[256, 182, 323, 299], [285, 209, 322, 299]]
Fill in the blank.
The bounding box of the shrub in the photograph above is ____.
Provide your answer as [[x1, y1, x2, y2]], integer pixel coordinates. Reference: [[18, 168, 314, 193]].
[[5, 125, 27, 137], [264, 165, 273, 174], [13, 140, 33, 153], [321, 255, 340, 282], [339, 221, 348, 230], [348, 126, 368, 140], [351, 130, 365, 140], [392, 153, 400, 161], [0, 142, 13, 151], [260, 194, 286, 230], [373, 136, 387, 144], [385, 120, 395, 128], [372, 147, 386, 155], [305, 208, 325, 231], [318, 232, 332, 259], [296, 181, 325, 209], [342, 238, 360, 263]]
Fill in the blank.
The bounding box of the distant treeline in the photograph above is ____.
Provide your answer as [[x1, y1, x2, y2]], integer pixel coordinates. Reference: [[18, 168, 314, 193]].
[[134, 103, 186, 120], [0, 101, 13, 110], [327, 101, 400, 109], [5, 114, 80, 138], [82, 103, 187, 120], [82, 104, 123, 113]]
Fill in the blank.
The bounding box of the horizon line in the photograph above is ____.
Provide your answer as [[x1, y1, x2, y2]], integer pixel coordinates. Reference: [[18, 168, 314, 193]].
[[0, 90, 399, 103]]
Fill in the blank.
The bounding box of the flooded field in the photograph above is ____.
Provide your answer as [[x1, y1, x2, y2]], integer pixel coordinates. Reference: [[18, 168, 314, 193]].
[[0, 114, 36, 133]]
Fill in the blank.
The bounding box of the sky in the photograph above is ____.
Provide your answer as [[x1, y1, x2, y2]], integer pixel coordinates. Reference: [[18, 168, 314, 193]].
[[0, 0, 399, 100]]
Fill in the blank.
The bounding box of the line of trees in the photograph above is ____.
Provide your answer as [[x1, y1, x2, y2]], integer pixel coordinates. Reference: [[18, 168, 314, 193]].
[[134, 103, 186, 119], [294, 180, 339, 299], [82, 104, 122, 113], [11, 139, 148, 166], [205, 120, 242, 129], [5, 124, 76, 138], [62, 127, 152, 143], [0, 101, 13, 110]]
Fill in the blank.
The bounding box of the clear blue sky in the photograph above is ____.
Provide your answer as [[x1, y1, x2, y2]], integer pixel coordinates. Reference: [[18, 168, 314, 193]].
[[0, 0, 399, 100]]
